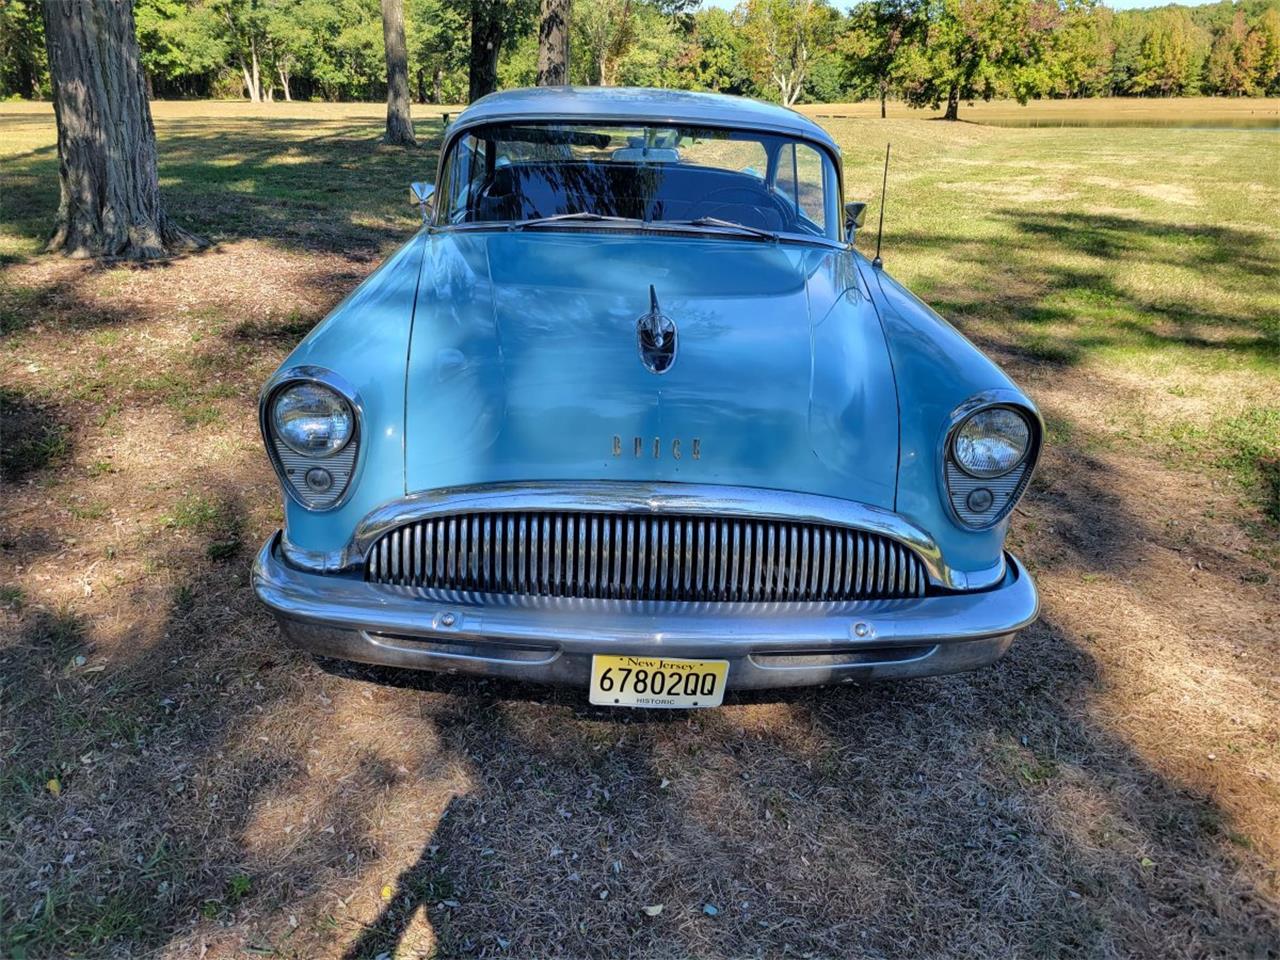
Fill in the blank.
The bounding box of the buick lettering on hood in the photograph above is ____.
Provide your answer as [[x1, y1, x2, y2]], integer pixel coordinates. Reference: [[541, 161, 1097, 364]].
[[251, 87, 1042, 708]]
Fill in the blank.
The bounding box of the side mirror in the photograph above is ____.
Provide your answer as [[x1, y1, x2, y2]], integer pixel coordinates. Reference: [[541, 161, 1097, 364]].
[[844, 201, 867, 243], [409, 182, 436, 222]]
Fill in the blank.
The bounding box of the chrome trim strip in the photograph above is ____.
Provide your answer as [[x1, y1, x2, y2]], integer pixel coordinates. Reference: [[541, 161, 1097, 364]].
[[339, 481, 1002, 590]]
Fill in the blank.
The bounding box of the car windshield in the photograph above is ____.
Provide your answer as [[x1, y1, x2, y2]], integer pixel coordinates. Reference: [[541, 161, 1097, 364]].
[[436, 121, 841, 242]]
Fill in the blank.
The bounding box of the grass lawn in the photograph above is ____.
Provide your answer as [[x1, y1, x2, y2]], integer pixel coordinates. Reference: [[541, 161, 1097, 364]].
[[1, 99, 1278, 959]]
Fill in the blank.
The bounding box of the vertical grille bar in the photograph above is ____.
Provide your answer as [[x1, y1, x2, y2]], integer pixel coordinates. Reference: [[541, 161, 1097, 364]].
[[368, 510, 929, 602]]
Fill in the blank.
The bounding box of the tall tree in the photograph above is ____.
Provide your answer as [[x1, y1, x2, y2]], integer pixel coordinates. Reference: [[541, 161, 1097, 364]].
[[739, 0, 835, 106], [1258, 7, 1280, 95], [40, 0, 202, 259], [839, 0, 921, 117], [1206, 9, 1263, 96], [895, 0, 1031, 120], [1131, 7, 1206, 96], [574, 0, 637, 84], [469, 0, 504, 98], [381, 0, 417, 142], [536, 0, 570, 84]]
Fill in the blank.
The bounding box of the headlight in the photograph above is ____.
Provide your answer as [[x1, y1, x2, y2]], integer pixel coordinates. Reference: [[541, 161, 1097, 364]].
[[952, 407, 1030, 478], [271, 382, 354, 458]]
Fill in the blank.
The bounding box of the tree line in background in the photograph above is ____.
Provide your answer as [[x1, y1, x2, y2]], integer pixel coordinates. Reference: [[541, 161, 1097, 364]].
[[4, 0, 1280, 113]]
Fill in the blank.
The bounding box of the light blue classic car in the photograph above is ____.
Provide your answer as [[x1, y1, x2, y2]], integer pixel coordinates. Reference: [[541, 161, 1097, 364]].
[[252, 87, 1041, 708]]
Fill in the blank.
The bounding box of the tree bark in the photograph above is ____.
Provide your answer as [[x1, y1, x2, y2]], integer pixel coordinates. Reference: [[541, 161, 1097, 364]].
[[944, 84, 959, 120], [39, 0, 203, 260], [278, 64, 292, 101], [536, 0, 570, 86], [432, 66, 442, 104], [468, 0, 504, 102], [381, 0, 416, 145]]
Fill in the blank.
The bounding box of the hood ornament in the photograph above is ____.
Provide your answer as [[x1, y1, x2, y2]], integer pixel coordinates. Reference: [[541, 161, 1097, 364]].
[[637, 285, 677, 375]]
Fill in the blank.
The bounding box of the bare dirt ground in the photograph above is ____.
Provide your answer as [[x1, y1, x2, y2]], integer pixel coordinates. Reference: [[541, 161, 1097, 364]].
[[1, 103, 1278, 959]]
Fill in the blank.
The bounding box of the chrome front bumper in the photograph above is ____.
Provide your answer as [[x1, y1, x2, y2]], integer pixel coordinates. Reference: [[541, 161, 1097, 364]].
[[252, 532, 1039, 690]]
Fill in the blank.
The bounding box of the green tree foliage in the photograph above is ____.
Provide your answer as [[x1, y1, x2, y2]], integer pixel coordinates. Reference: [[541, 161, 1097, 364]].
[[1206, 9, 1266, 93], [4, 0, 1280, 105], [893, 0, 1039, 119], [678, 7, 753, 93], [739, 0, 841, 105], [838, 0, 920, 115], [0, 0, 48, 98], [1132, 6, 1208, 95], [1258, 7, 1280, 93]]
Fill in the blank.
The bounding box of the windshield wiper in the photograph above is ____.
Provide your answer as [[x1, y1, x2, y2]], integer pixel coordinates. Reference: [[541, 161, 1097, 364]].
[[510, 212, 643, 230], [662, 217, 779, 241]]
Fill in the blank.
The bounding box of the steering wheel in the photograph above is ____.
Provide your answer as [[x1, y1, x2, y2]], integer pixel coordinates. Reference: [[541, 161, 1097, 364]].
[[697, 185, 792, 224]]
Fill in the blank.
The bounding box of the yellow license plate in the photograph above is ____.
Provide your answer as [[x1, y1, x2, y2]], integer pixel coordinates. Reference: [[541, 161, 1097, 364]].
[[589, 655, 729, 709]]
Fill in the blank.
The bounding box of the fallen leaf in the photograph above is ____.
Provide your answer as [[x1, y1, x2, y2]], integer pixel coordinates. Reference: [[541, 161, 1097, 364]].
[[46, 778, 61, 797], [1139, 857, 1155, 869], [642, 904, 664, 917], [381, 885, 393, 901]]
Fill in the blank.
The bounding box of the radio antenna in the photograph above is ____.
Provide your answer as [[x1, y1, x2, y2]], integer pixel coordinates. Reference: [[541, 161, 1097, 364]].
[[873, 143, 890, 270]]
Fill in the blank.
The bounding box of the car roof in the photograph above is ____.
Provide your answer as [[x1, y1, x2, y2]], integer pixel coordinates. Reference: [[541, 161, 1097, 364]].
[[452, 86, 839, 153]]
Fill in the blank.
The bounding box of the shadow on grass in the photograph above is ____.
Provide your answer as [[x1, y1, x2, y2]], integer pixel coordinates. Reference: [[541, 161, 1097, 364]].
[[3, 116, 1278, 958], [1, 114, 446, 262], [3, 397, 1278, 958], [0, 387, 72, 483], [863, 210, 1279, 370], [326, 436, 1277, 959], [332, 630, 1280, 957]]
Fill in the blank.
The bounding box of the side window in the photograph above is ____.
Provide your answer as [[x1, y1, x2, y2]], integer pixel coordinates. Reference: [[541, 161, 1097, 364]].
[[793, 144, 827, 233], [776, 143, 799, 210], [444, 135, 488, 222], [773, 142, 830, 237]]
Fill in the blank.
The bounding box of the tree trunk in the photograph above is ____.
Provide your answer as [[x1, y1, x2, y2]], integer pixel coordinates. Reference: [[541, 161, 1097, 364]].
[[944, 84, 959, 120], [469, 0, 504, 102], [381, 0, 416, 145], [601, 0, 631, 86], [39, 0, 203, 260], [536, 0, 570, 86], [879, 81, 887, 119], [240, 60, 259, 102], [432, 66, 442, 104], [278, 64, 292, 101], [250, 39, 261, 102]]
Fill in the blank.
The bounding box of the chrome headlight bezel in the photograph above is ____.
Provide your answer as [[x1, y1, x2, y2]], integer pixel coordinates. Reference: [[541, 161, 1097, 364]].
[[271, 382, 355, 459], [259, 367, 363, 512], [941, 393, 1043, 531], [949, 406, 1032, 479]]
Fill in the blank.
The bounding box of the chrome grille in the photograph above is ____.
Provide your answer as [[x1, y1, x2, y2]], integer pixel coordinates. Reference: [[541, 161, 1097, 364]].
[[365, 511, 928, 601]]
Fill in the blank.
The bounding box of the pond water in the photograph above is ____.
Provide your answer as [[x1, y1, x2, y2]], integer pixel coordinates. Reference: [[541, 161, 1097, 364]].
[[979, 118, 1278, 130]]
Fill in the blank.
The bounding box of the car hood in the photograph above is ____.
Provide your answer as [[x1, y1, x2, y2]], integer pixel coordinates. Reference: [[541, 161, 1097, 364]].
[[404, 231, 899, 508]]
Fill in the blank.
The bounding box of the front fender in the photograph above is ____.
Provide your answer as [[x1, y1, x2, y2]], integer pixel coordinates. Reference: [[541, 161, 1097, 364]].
[[269, 231, 429, 558], [858, 256, 1037, 584]]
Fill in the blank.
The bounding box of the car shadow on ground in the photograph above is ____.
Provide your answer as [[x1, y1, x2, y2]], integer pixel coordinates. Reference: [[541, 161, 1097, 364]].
[[329, 616, 1280, 958]]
